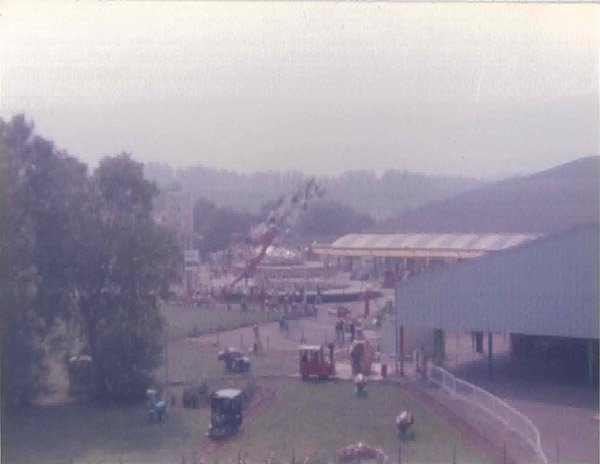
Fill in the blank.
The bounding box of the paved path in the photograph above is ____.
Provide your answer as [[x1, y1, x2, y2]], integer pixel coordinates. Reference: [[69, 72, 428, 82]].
[[185, 297, 396, 379], [443, 331, 599, 464]]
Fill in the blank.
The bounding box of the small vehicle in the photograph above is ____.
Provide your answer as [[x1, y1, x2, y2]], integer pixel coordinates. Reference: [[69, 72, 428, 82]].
[[217, 347, 251, 373], [147, 389, 168, 422], [299, 344, 335, 380], [207, 388, 243, 439], [396, 411, 415, 439], [67, 355, 93, 397]]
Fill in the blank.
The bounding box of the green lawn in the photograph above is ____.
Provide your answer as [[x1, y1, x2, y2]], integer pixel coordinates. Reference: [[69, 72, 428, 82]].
[[161, 304, 283, 342], [161, 337, 298, 386], [158, 303, 301, 383], [2, 378, 488, 464], [4, 305, 488, 463], [232, 379, 486, 463]]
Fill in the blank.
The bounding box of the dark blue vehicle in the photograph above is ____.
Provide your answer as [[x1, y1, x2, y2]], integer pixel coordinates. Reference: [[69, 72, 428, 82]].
[[207, 388, 243, 439]]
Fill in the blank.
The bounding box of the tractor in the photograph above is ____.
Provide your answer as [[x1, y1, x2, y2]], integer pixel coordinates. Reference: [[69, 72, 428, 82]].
[[147, 388, 168, 422], [217, 347, 251, 373], [207, 388, 243, 439], [396, 411, 416, 440], [299, 344, 335, 380]]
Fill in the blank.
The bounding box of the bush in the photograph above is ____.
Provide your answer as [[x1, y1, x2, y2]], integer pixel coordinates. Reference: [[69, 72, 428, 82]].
[[93, 325, 161, 402], [182, 387, 200, 409]]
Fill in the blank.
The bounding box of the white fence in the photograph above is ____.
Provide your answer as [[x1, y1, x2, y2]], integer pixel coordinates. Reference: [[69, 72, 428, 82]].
[[428, 365, 548, 464]]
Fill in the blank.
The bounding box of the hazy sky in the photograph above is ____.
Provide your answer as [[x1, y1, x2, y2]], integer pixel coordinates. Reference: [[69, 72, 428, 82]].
[[1, 1, 598, 177]]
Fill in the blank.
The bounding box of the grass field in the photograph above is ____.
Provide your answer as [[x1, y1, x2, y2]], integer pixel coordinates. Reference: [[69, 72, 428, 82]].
[[232, 379, 487, 463], [161, 304, 286, 342], [3, 305, 488, 463], [163, 337, 298, 383], [2, 378, 487, 464], [158, 303, 300, 384]]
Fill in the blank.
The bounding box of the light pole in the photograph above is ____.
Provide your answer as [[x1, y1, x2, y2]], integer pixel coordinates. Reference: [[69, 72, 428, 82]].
[[164, 330, 169, 386], [395, 285, 404, 377]]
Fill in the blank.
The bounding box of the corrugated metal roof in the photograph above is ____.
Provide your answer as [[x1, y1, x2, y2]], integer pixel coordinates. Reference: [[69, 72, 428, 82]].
[[395, 225, 599, 339], [330, 233, 541, 252]]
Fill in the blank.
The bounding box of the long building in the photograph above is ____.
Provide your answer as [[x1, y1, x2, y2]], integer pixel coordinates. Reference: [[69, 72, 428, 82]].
[[393, 225, 599, 386], [313, 233, 541, 281]]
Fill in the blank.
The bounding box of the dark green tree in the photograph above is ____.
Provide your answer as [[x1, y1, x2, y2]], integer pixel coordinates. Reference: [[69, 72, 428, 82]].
[[1, 116, 48, 407], [193, 198, 255, 254], [297, 200, 375, 236], [1, 115, 181, 406], [74, 154, 180, 401], [23, 135, 89, 326]]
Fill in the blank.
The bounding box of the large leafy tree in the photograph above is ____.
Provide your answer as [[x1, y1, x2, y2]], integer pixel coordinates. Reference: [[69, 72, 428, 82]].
[[74, 154, 180, 401], [1, 115, 90, 407], [0, 116, 47, 408], [23, 132, 89, 327], [193, 198, 255, 254], [1, 116, 180, 406]]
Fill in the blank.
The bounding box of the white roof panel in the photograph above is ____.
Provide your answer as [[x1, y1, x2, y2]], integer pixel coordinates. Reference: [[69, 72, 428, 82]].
[[329, 233, 542, 252]]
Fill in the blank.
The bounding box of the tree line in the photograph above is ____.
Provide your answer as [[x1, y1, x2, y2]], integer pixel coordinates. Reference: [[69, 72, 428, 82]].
[[0, 114, 378, 410], [1, 115, 181, 408], [145, 162, 482, 220], [186, 195, 376, 256]]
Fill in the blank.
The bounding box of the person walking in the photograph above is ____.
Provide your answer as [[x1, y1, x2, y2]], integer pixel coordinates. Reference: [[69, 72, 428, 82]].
[[279, 314, 286, 331], [421, 346, 429, 379], [351, 343, 362, 376], [335, 319, 344, 345]]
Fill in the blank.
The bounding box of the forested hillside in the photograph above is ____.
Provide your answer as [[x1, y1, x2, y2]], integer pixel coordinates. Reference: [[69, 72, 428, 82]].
[[145, 163, 483, 219], [381, 156, 599, 233]]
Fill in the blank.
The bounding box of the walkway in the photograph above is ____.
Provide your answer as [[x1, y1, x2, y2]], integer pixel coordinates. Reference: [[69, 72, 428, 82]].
[[443, 331, 599, 464]]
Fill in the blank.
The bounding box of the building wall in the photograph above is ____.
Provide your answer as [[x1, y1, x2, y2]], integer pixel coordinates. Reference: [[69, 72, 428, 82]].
[[381, 317, 434, 359], [395, 227, 599, 339]]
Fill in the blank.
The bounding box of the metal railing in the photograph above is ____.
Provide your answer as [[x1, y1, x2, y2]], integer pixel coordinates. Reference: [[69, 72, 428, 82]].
[[428, 365, 548, 464]]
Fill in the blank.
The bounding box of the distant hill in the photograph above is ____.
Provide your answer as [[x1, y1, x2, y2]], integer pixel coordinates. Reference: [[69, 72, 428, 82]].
[[144, 164, 484, 220], [323, 171, 483, 220], [381, 156, 599, 234]]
